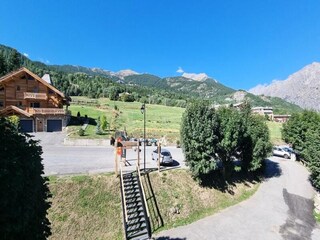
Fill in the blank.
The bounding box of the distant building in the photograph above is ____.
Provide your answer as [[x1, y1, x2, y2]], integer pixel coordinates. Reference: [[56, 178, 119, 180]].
[[251, 106, 273, 119], [273, 114, 291, 123]]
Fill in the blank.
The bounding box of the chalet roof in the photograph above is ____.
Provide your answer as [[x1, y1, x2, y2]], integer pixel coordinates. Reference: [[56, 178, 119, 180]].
[[0, 105, 32, 117], [0, 67, 65, 98]]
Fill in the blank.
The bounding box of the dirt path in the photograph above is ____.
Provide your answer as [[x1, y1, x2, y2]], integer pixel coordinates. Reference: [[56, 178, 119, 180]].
[[156, 157, 320, 240]]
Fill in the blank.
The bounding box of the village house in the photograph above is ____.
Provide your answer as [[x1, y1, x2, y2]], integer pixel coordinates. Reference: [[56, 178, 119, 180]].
[[0, 67, 70, 132], [251, 106, 274, 119]]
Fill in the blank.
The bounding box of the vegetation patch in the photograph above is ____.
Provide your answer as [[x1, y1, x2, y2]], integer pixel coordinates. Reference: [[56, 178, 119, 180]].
[[48, 170, 259, 239], [48, 174, 123, 240], [67, 97, 185, 143], [143, 170, 259, 232], [267, 121, 284, 145]]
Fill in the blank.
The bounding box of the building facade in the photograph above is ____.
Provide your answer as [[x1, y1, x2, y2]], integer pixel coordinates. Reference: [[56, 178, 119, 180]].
[[0, 68, 70, 132]]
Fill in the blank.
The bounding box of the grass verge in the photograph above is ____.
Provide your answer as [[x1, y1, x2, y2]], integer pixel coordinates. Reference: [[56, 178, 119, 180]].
[[267, 121, 284, 145], [48, 170, 259, 239], [314, 210, 320, 223]]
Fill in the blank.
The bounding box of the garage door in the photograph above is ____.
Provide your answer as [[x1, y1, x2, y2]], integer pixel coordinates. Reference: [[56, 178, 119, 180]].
[[20, 119, 33, 132], [47, 119, 62, 132]]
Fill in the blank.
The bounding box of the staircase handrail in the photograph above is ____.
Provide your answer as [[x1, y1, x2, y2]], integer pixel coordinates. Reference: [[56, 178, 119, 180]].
[[136, 164, 152, 238], [120, 166, 128, 222]]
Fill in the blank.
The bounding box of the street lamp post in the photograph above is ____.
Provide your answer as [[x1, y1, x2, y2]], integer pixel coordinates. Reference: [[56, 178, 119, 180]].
[[140, 103, 146, 172]]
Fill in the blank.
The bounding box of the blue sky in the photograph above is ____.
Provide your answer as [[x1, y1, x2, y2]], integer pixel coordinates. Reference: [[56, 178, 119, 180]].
[[1, 0, 320, 90]]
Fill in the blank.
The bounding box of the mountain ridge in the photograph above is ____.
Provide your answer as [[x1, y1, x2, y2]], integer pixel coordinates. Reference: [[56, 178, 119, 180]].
[[249, 62, 320, 111], [0, 43, 302, 114]]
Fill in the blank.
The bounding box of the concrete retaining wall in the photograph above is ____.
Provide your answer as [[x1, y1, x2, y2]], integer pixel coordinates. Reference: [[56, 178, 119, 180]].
[[64, 138, 110, 146]]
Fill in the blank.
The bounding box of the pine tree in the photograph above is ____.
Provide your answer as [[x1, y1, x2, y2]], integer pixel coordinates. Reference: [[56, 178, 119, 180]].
[[0, 118, 51, 239]]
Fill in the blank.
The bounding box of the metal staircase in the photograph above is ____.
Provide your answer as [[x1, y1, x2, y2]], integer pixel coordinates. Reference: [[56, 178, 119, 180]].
[[120, 166, 151, 240]]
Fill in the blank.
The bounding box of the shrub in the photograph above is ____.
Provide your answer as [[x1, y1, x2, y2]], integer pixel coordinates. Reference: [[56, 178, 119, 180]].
[[0, 117, 51, 239], [78, 128, 85, 136]]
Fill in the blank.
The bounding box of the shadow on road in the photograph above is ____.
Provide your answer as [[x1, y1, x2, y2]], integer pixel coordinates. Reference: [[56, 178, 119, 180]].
[[264, 158, 282, 179], [156, 237, 187, 240], [171, 159, 180, 167], [280, 188, 316, 239]]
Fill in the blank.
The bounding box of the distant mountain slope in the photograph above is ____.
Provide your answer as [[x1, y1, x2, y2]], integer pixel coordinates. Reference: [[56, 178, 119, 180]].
[[0, 43, 302, 113], [249, 62, 320, 111]]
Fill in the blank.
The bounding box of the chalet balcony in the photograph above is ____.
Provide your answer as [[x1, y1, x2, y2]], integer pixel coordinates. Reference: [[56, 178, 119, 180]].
[[24, 92, 48, 100], [29, 108, 68, 115]]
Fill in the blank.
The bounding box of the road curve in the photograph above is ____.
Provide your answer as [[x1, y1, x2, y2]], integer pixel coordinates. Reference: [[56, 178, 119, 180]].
[[155, 157, 320, 240]]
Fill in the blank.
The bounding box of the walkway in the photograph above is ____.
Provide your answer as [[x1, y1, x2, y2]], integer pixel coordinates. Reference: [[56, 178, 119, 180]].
[[156, 157, 320, 240]]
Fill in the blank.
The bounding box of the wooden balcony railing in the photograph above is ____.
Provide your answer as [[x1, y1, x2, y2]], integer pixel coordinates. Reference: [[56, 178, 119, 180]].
[[24, 92, 48, 100], [28, 108, 67, 115]]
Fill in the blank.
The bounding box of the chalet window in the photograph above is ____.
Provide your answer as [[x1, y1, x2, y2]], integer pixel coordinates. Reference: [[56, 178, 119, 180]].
[[33, 87, 39, 93], [27, 74, 34, 81], [0, 86, 4, 92], [30, 102, 40, 108], [0, 101, 3, 107], [48, 89, 54, 94], [17, 86, 20, 91]]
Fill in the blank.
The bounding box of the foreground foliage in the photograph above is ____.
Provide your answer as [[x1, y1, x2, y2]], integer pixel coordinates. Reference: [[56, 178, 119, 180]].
[[0, 118, 51, 239], [181, 102, 272, 180], [48, 171, 259, 239], [282, 110, 320, 189]]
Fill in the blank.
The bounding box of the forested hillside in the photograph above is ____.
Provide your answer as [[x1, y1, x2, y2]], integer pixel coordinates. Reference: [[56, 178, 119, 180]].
[[0, 44, 302, 113]]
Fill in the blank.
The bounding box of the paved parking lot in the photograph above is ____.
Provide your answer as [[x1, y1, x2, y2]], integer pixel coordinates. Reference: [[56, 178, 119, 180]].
[[31, 132, 186, 175]]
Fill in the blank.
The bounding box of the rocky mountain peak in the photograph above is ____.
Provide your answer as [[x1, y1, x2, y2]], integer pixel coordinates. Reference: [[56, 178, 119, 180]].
[[249, 62, 320, 110]]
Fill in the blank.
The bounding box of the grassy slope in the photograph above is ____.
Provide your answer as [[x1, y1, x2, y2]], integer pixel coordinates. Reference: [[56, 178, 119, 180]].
[[68, 97, 284, 145], [69, 97, 185, 142], [48, 174, 123, 240], [48, 170, 259, 239], [267, 121, 284, 145]]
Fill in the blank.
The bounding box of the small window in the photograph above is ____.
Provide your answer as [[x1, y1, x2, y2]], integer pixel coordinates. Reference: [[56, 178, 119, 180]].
[[27, 74, 34, 81], [48, 89, 54, 94], [30, 102, 40, 108], [0, 86, 4, 92], [17, 86, 20, 91], [33, 87, 39, 93], [0, 101, 3, 107]]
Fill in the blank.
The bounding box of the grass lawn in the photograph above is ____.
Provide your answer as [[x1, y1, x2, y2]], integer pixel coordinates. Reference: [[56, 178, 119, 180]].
[[48, 170, 259, 239], [267, 121, 285, 145], [68, 97, 185, 143], [68, 97, 285, 145]]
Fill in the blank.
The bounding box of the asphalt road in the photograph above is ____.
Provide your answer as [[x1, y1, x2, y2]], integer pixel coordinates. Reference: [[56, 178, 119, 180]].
[[33, 133, 320, 239], [155, 157, 320, 240], [32, 132, 186, 175]]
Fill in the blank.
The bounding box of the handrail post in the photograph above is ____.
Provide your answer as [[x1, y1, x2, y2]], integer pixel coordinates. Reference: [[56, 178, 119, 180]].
[[137, 141, 140, 168], [115, 141, 119, 176], [157, 142, 161, 173]]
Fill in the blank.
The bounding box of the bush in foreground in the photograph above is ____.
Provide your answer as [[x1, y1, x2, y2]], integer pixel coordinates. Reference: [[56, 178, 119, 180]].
[[0, 118, 51, 239]]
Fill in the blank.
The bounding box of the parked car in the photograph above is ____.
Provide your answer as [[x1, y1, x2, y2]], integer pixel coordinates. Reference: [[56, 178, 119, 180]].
[[151, 148, 173, 165], [147, 138, 158, 146], [272, 146, 291, 159]]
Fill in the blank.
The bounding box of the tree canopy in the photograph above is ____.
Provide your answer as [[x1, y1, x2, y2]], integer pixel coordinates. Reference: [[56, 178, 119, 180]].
[[0, 118, 51, 239], [180, 102, 271, 181], [282, 110, 320, 189]]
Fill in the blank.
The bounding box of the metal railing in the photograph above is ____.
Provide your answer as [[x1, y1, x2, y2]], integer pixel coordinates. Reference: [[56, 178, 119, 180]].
[[120, 166, 128, 223], [136, 164, 151, 238], [29, 108, 66, 115], [24, 92, 47, 100]]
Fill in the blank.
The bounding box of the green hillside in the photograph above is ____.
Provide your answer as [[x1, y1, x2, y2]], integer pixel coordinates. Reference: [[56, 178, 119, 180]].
[[0, 44, 302, 114]]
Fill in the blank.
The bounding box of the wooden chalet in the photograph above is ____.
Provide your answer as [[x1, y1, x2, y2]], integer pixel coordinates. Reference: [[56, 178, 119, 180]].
[[0, 67, 70, 132]]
